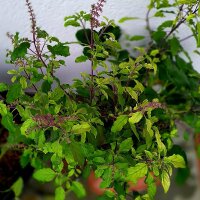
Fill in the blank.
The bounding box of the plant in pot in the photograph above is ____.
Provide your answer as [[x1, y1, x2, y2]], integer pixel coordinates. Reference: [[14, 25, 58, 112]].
[[86, 0, 200, 192], [0, 0, 196, 199], [121, 0, 200, 186]]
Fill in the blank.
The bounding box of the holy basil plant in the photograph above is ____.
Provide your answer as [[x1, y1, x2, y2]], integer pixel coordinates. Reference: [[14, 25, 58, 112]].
[[0, 0, 191, 200]]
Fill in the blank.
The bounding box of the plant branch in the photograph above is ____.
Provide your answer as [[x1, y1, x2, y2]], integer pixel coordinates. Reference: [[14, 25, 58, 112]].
[[164, 4, 198, 40]]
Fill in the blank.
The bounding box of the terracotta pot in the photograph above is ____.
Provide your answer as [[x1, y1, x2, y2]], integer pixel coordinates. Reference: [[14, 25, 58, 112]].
[[87, 171, 160, 196]]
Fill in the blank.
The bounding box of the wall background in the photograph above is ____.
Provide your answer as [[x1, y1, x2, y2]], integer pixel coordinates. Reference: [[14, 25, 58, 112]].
[[0, 0, 199, 84], [0, 1, 200, 199]]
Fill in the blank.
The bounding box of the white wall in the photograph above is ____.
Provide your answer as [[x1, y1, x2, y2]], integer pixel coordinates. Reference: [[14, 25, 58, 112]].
[[0, 0, 199, 83]]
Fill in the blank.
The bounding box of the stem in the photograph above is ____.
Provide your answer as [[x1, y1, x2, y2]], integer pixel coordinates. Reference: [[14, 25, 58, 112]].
[[24, 69, 38, 91], [98, 23, 111, 39], [89, 26, 95, 104], [146, 8, 152, 37], [180, 34, 194, 42], [79, 18, 90, 45]]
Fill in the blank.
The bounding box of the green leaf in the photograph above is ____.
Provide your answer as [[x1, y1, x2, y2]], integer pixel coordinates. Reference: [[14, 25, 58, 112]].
[[50, 87, 65, 101], [71, 181, 86, 198], [111, 115, 128, 133], [197, 22, 200, 47], [20, 149, 32, 168], [146, 173, 156, 199], [126, 87, 138, 101], [164, 154, 186, 168], [93, 157, 106, 164], [42, 80, 52, 93], [6, 83, 22, 103], [177, 0, 196, 4], [71, 122, 91, 134], [1, 113, 16, 134], [75, 55, 88, 63], [55, 186, 65, 200], [119, 137, 133, 152], [0, 101, 8, 116], [20, 76, 27, 89], [134, 80, 144, 93], [150, 49, 159, 57], [47, 43, 70, 57], [33, 168, 56, 182], [11, 42, 30, 61], [169, 37, 180, 55], [127, 163, 148, 184], [37, 28, 49, 38], [0, 83, 8, 92], [70, 142, 85, 166], [130, 35, 145, 41], [154, 127, 166, 154], [21, 118, 36, 135], [161, 170, 170, 193], [11, 177, 23, 197], [129, 112, 143, 124], [64, 20, 80, 27], [51, 141, 63, 157], [154, 11, 165, 17], [152, 30, 166, 42], [118, 17, 139, 23], [100, 168, 112, 188], [158, 20, 173, 30], [130, 123, 140, 141]]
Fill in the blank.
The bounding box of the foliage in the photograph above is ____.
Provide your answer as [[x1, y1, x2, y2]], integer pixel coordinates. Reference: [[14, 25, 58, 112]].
[[0, 0, 200, 199]]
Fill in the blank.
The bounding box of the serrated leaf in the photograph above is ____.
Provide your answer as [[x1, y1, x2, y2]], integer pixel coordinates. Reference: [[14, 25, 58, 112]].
[[164, 154, 186, 168], [33, 168, 56, 182], [71, 181, 86, 198], [55, 186, 65, 200], [11, 42, 30, 61], [129, 112, 143, 124], [127, 163, 148, 184], [6, 83, 22, 103], [111, 115, 128, 133], [119, 137, 133, 152], [161, 170, 170, 193], [118, 17, 139, 23], [75, 55, 88, 63]]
